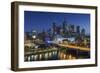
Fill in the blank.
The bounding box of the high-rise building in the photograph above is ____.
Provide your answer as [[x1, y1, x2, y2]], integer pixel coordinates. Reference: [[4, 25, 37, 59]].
[[81, 28, 85, 36], [62, 20, 66, 34], [52, 22, 56, 36], [70, 25, 75, 33], [81, 28, 85, 40], [65, 24, 68, 31], [76, 26, 80, 34], [56, 26, 61, 34]]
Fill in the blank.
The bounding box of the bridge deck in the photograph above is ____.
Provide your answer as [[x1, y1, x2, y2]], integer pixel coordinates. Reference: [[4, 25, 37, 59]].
[[58, 44, 90, 52]]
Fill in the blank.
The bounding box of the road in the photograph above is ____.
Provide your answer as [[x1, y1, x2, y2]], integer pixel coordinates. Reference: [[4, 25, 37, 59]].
[[58, 44, 90, 52]]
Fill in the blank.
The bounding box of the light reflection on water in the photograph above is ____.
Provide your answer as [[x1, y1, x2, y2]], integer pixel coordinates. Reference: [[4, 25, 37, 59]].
[[25, 48, 90, 62]]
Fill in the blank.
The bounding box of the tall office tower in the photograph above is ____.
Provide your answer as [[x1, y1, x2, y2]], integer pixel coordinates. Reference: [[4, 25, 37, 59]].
[[76, 26, 80, 34], [81, 28, 85, 36], [62, 20, 66, 34], [70, 25, 75, 33], [56, 26, 61, 34], [41, 29, 46, 41], [52, 22, 56, 36], [65, 24, 68, 32]]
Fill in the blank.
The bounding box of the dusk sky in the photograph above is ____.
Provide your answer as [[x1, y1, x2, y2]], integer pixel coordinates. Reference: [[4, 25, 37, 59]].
[[24, 11, 90, 34]]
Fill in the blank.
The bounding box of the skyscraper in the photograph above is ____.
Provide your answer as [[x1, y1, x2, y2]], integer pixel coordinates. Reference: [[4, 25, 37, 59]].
[[76, 26, 80, 34], [52, 22, 56, 36], [62, 20, 66, 36], [81, 28, 85, 36], [70, 25, 75, 33], [81, 28, 85, 40]]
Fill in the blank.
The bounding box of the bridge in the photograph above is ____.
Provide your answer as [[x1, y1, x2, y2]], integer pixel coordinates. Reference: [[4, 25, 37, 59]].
[[24, 43, 90, 61], [58, 44, 90, 52]]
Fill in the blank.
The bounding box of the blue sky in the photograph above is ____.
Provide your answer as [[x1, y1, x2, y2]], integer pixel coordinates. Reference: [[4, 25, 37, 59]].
[[24, 11, 90, 34]]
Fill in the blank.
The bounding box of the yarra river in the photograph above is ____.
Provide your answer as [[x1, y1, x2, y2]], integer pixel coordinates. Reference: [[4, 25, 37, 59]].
[[24, 47, 90, 61]]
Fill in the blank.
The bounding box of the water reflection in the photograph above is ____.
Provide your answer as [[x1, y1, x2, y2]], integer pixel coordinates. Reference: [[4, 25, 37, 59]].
[[25, 48, 90, 61]]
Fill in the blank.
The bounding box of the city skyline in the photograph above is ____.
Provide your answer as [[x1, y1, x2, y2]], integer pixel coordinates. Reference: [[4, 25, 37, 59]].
[[24, 11, 90, 35], [24, 11, 90, 62]]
